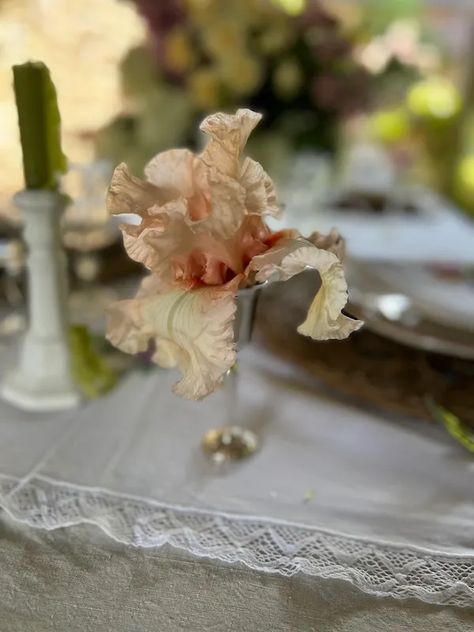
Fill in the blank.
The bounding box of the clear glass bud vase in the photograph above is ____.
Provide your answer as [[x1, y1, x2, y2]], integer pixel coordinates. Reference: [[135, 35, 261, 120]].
[[201, 283, 264, 463]]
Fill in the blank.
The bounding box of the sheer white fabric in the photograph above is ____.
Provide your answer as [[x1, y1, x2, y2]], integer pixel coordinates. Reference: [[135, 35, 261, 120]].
[[0, 347, 472, 606]]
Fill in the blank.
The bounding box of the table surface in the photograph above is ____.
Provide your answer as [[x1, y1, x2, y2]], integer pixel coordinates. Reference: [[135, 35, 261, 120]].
[[1, 511, 472, 632]]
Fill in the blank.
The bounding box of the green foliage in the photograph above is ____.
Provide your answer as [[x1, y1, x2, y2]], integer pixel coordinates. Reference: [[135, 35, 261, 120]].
[[427, 399, 474, 453], [69, 325, 118, 399]]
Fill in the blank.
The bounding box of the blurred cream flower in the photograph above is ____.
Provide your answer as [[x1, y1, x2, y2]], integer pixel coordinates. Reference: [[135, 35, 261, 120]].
[[357, 19, 440, 76], [385, 20, 439, 73], [384, 20, 420, 66], [273, 58, 303, 98], [163, 27, 196, 75], [356, 38, 391, 74], [188, 67, 222, 110], [106, 109, 362, 400]]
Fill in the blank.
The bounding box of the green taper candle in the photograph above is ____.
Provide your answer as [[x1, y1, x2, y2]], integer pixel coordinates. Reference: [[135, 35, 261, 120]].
[[13, 61, 67, 190]]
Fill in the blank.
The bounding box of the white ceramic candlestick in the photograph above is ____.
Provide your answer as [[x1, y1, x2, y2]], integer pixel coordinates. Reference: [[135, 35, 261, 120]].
[[1, 190, 80, 411]]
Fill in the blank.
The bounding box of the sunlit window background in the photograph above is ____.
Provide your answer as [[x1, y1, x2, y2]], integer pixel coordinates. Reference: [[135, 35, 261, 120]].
[[0, 0, 145, 214]]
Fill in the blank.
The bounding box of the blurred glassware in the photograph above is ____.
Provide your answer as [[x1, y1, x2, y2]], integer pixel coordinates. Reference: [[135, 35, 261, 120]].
[[201, 283, 267, 464], [0, 158, 138, 307], [279, 151, 332, 215], [340, 142, 397, 198], [62, 160, 118, 255], [0, 237, 26, 335]]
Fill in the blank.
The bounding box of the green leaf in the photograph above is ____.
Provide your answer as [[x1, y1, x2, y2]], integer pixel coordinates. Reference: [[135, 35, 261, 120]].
[[13, 61, 67, 190], [427, 399, 474, 453], [69, 325, 118, 399]]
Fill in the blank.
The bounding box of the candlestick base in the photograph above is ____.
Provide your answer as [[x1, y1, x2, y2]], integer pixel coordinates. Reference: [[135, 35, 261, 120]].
[[2, 189, 81, 413], [1, 370, 81, 412]]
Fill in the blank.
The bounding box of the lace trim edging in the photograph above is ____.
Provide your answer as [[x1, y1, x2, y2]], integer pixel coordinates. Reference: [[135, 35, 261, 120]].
[[0, 475, 472, 607]]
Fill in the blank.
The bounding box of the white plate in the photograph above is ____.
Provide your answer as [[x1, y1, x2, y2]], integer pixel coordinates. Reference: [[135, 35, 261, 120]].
[[275, 186, 474, 265], [369, 263, 474, 332], [347, 259, 474, 357]]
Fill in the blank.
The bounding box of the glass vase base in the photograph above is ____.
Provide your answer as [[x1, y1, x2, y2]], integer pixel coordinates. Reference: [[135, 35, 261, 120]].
[[201, 425, 259, 463]]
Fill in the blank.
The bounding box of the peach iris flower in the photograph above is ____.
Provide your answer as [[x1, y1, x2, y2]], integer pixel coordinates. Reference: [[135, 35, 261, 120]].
[[106, 109, 362, 399]]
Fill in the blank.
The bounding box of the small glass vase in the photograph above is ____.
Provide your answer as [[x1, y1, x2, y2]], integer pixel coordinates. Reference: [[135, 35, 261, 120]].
[[201, 283, 264, 463]]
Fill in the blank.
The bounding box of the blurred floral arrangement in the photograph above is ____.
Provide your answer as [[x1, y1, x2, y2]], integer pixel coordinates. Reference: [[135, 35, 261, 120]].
[[370, 73, 474, 216], [95, 0, 368, 180], [356, 18, 440, 81], [331, 8, 474, 219]]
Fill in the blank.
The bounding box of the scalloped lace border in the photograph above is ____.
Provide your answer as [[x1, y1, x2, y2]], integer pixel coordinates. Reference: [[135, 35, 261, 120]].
[[0, 475, 472, 607]]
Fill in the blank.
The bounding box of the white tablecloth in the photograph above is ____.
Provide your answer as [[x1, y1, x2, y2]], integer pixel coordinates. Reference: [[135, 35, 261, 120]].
[[0, 344, 472, 606]]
